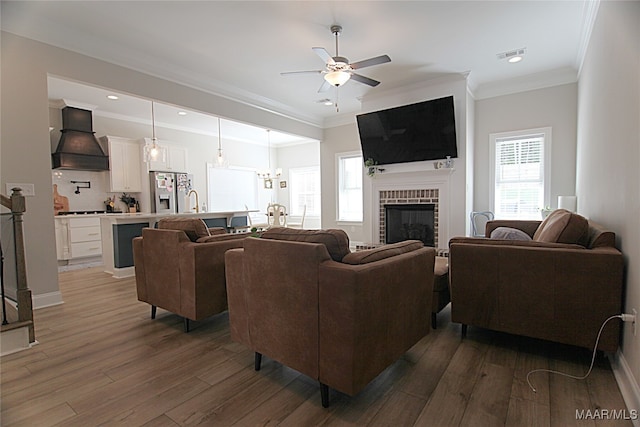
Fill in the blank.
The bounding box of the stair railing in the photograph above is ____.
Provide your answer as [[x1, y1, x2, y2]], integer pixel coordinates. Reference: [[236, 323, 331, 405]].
[[0, 188, 34, 343]]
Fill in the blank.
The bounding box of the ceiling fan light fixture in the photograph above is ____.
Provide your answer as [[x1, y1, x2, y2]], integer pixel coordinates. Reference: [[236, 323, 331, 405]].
[[324, 70, 351, 87]]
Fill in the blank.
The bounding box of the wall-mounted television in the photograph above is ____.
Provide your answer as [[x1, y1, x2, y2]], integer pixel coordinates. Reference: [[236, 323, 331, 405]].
[[356, 95, 457, 166]]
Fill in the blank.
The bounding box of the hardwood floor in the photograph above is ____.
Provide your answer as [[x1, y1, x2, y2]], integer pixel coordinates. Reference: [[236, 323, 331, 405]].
[[0, 266, 631, 426]]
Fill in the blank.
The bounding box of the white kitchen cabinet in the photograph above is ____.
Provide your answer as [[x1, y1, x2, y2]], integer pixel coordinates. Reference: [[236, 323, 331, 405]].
[[103, 136, 143, 192], [69, 217, 102, 259], [145, 138, 188, 172], [55, 218, 71, 260], [55, 216, 102, 260]]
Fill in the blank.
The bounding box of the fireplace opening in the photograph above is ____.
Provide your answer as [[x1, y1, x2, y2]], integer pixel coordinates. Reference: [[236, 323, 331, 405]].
[[385, 204, 435, 246]]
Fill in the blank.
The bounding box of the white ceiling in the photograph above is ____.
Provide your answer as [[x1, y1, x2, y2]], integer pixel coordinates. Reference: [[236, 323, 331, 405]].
[[2, 1, 592, 135]]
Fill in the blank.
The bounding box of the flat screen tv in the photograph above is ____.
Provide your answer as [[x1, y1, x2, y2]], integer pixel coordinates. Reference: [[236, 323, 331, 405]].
[[356, 95, 457, 165]]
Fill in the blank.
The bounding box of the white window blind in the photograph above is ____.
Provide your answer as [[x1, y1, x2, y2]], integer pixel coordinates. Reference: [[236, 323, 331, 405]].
[[337, 153, 363, 222], [289, 166, 320, 216], [494, 133, 546, 220]]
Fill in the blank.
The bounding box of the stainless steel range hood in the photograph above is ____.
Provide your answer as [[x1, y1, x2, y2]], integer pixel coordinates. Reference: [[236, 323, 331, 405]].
[[52, 106, 109, 171]]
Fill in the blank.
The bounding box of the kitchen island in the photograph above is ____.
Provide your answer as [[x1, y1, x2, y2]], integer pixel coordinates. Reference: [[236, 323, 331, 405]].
[[100, 210, 250, 278]]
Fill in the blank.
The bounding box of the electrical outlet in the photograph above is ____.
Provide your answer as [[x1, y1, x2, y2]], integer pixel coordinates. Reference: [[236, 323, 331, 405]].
[[633, 309, 637, 336]]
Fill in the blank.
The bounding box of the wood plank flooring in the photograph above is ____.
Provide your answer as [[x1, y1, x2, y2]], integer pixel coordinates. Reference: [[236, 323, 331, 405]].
[[0, 266, 632, 426]]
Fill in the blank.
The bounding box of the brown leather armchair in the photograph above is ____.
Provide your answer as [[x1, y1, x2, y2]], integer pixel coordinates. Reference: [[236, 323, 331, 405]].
[[449, 210, 624, 352], [133, 218, 246, 332], [225, 228, 435, 407]]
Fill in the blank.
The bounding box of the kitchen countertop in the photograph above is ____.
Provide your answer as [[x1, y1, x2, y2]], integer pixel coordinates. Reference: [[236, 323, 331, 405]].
[[55, 210, 254, 220]]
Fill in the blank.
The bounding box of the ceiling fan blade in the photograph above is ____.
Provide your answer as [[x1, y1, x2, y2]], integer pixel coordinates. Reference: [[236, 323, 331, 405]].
[[318, 79, 331, 93], [350, 55, 391, 70], [312, 47, 336, 65], [281, 70, 323, 76], [350, 73, 381, 87]]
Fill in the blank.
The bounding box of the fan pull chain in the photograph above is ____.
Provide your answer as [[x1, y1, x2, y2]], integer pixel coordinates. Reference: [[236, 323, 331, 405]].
[[335, 87, 340, 113]]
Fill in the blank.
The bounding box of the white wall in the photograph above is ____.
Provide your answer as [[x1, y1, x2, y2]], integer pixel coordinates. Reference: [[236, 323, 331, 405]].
[[1, 32, 321, 306], [474, 83, 578, 214], [275, 142, 321, 229], [576, 0, 640, 407]]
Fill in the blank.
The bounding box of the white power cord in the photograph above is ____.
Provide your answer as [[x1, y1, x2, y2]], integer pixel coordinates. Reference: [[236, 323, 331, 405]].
[[527, 314, 633, 392]]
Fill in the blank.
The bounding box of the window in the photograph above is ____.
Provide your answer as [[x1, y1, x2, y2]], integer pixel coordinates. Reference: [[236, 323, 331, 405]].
[[337, 152, 363, 222], [207, 165, 258, 211], [289, 166, 320, 216], [490, 128, 551, 220]]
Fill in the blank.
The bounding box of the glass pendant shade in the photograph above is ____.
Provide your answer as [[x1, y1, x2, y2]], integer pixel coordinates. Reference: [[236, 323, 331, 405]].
[[144, 101, 166, 163], [213, 117, 229, 168], [324, 70, 351, 86]]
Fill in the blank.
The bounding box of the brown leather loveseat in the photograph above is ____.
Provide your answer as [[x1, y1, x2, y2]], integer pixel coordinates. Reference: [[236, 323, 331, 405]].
[[449, 209, 624, 352], [133, 217, 247, 332], [225, 228, 435, 407]]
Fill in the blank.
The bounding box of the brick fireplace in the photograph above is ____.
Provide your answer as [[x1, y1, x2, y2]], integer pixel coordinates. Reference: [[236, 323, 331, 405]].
[[379, 188, 440, 247]]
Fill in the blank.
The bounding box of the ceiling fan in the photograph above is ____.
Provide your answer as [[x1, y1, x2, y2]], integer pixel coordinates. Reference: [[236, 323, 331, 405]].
[[281, 25, 391, 93]]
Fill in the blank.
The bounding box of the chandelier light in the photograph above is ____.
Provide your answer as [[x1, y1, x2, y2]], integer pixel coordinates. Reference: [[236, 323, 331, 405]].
[[214, 117, 229, 168], [144, 101, 166, 163], [257, 129, 282, 187]]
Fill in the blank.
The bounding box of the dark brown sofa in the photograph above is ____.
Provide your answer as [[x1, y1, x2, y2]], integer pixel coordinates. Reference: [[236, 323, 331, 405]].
[[133, 217, 247, 331], [225, 228, 435, 407], [448, 209, 624, 352]]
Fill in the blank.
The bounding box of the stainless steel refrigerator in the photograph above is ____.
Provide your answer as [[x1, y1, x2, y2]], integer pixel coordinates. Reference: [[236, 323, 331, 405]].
[[149, 171, 176, 214], [175, 173, 194, 213]]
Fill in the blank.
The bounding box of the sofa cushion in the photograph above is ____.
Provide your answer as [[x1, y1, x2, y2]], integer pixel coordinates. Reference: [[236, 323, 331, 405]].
[[158, 217, 210, 242], [532, 209, 589, 246], [342, 240, 423, 265], [490, 227, 532, 241], [261, 227, 350, 262]]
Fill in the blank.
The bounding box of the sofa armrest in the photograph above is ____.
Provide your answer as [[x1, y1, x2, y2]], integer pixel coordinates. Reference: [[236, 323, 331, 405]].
[[177, 237, 246, 320], [318, 247, 436, 395], [449, 242, 623, 351], [225, 248, 250, 346]]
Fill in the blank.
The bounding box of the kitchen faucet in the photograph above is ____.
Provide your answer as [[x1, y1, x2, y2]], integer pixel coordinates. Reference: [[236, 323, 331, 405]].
[[187, 189, 200, 213]]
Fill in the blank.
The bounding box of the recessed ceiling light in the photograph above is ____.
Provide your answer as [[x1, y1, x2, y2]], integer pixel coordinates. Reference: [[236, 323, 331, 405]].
[[106, 95, 119, 100], [177, 111, 187, 116], [497, 47, 526, 63], [316, 98, 334, 106]]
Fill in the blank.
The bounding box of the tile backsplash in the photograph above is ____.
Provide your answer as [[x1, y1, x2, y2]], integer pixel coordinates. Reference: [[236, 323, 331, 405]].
[[51, 170, 133, 213]]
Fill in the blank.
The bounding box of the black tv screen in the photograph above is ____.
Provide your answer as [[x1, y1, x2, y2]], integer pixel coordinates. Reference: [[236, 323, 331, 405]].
[[356, 96, 458, 165]]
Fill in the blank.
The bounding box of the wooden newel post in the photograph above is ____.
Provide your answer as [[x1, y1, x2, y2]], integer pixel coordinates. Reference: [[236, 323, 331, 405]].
[[11, 188, 34, 343]]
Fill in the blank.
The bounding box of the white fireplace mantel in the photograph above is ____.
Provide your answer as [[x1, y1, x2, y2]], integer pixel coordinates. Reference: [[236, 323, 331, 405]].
[[367, 168, 454, 249]]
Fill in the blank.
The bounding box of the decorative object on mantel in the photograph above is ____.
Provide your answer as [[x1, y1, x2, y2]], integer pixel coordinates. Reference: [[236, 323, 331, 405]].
[[434, 156, 454, 170], [143, 101, 166, 164], [257, 129, 282, 185], [364, 158, 385, 177], [213, 117, 229, 168]]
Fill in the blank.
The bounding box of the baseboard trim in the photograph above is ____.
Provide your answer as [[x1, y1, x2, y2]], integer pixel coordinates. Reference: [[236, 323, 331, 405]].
[[611, 349, 640, 427], [32, 291, 64, 309]]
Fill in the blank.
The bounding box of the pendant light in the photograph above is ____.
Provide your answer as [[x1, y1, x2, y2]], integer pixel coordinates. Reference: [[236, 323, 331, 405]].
[[257, 129, 282, 186], [144, 101, 166, 163], [214, 117, 229, 168]]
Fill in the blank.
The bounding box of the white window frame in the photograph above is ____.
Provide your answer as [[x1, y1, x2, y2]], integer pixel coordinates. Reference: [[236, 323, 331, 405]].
[[336, 151, 363, 223], [489, 127, 552, 220], [288, 166, 320, 217]]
